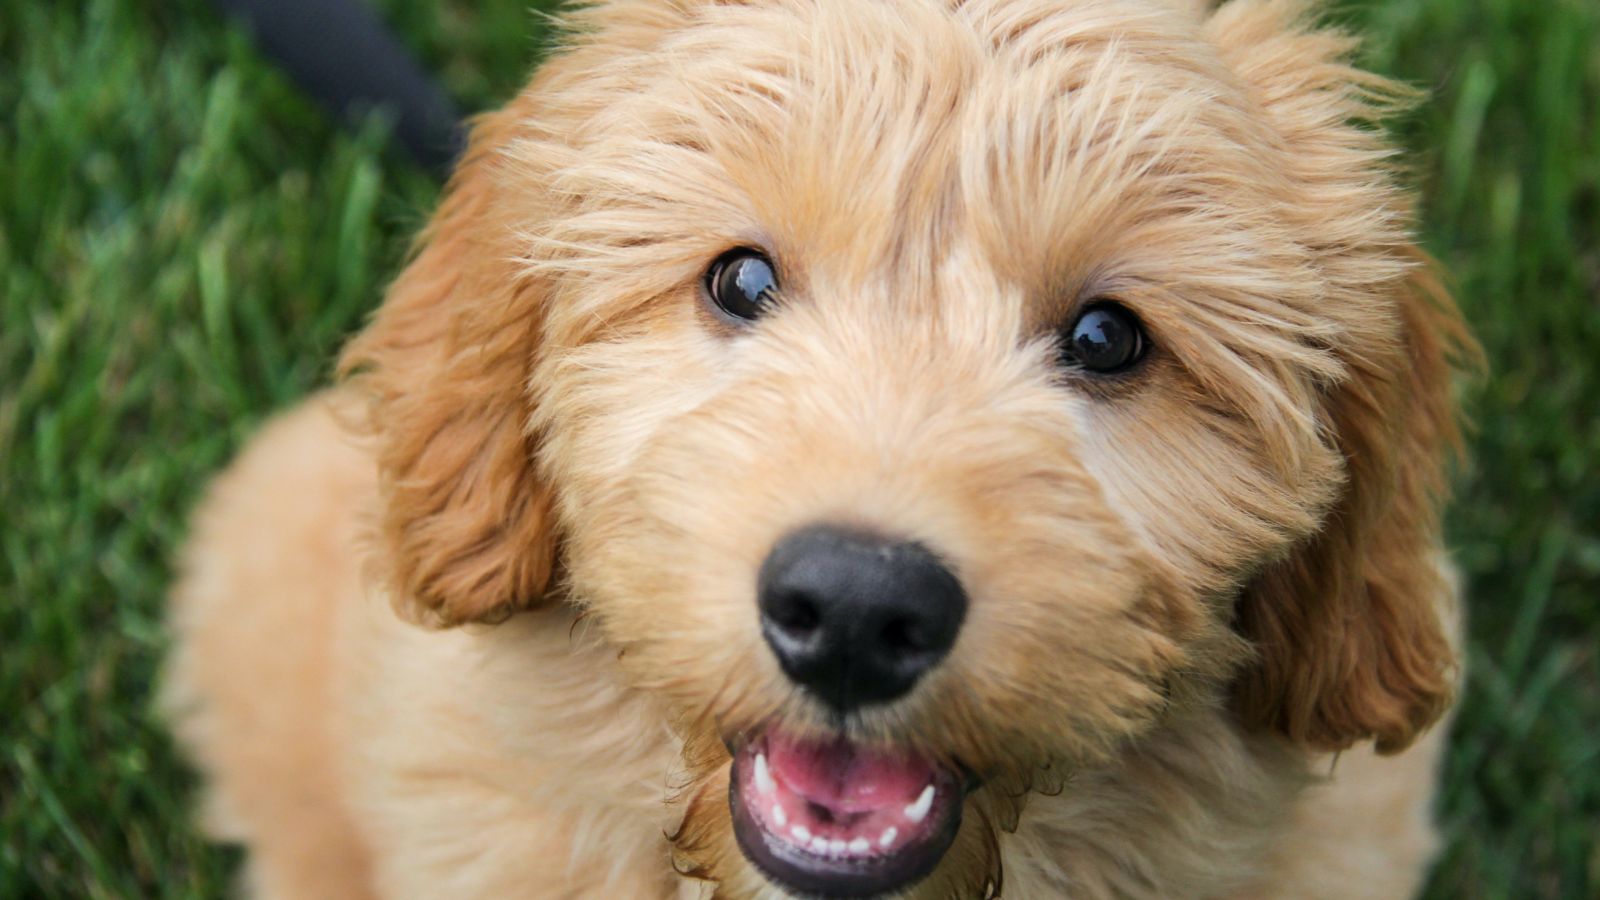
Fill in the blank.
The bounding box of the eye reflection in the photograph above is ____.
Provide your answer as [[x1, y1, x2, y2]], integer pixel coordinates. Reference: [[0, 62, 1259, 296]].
[[707, 249, 779, 321], [1059, 302, 1147, 373]]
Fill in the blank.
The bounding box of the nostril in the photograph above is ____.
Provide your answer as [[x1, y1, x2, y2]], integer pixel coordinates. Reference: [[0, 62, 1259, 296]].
[[770, 591, 821, 635], [878, 616, 922, 654]]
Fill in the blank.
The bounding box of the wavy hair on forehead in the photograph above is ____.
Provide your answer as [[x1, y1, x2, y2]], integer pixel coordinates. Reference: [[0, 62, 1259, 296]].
[[517, 0, 988, 299]]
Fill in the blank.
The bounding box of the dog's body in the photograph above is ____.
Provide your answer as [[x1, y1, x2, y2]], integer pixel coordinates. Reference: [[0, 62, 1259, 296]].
[[164, 1, 1468, 897]]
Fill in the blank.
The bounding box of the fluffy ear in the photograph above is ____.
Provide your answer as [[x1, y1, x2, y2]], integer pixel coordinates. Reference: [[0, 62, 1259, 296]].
[[339, 98, 558, 627], [1233, 252, 1470, 754], [1207, 1, 1475, 753]]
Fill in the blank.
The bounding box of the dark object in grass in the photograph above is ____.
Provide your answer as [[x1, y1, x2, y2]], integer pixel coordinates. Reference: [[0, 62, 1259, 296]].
[[211, 0, 465, 176]]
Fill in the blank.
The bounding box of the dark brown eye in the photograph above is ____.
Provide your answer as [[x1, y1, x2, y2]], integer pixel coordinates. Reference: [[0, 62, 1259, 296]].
[[706, 249, 779, 321], [1058, 302, 1148, 373]]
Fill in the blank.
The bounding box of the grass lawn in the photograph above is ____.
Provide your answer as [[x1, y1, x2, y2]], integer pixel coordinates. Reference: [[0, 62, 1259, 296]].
[[2, 0, 1596, 896]]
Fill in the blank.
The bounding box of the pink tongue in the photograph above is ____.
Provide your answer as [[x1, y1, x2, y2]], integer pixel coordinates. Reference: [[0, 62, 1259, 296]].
[[766, 732, 934, 814]]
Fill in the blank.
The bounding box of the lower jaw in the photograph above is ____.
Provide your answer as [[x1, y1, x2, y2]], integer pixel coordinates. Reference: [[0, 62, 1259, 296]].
[[730, 795, 962, 899], [726, 736, 966, 899]]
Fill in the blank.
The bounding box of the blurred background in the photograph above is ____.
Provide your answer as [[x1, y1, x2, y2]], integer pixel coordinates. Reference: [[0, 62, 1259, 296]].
[[1, 0, 1596, 896]]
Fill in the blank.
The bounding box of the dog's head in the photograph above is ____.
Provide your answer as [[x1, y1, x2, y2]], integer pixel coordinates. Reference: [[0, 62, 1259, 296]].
[[342, 0, 1467, 895]]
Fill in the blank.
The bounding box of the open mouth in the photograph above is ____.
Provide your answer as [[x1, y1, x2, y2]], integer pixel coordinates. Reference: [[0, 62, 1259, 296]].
[[729, 725, 966, 898]]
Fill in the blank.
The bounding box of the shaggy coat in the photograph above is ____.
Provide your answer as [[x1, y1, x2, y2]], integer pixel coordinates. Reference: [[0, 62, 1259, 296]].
[[163, 0, 1471, 897]]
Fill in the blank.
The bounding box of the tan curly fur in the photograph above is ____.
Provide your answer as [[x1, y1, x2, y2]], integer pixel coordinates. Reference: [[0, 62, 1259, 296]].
[[162, 1, 1471, 897]]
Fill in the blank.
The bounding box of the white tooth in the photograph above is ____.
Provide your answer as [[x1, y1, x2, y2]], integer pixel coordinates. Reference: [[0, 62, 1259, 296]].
[[754, 753, 776, 796], [879, 827, 898, 848], [904, 785, 935, 824], [791, 825, 811, 843], [810, 837, 829, 854], [771, 804, 787, 828], [828, 839, 847, 856], [849, 838, 871, 855]]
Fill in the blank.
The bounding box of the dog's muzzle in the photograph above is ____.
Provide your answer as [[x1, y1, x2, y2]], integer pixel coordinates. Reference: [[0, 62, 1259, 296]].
[[731, 526, 970, 896]]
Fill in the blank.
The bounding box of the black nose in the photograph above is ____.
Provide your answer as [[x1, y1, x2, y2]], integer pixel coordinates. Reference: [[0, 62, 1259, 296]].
[[757, 526, 966, 713]]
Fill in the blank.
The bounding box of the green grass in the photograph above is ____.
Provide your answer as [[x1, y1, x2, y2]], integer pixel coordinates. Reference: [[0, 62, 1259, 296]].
[[1, 0, 1595, 896]]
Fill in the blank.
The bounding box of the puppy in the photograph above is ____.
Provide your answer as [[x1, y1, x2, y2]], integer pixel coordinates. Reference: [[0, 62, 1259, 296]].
[[162, 1, 1471, 897]]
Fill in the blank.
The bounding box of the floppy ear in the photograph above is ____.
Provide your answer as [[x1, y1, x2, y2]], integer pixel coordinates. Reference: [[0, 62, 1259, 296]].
[[1232, 252, 1469, 754], [1207, 1, 1474, 753], [338, 98, 559, 627]]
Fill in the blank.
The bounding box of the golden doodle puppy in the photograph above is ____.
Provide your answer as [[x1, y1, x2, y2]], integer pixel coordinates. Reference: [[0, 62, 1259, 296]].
[[163, 0, 1473, 897]]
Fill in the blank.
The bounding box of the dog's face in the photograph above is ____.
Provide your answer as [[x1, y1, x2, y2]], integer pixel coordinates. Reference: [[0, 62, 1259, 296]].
[[344, 1, 1464, 896]]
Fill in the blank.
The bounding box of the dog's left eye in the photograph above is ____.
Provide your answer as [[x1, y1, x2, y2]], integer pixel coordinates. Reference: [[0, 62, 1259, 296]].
[[706, 249, 779, 322], [1058, 302, 1148, 374]]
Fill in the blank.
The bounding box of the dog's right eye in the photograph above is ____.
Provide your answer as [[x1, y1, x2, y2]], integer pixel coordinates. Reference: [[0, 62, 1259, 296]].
[[706, 249, 779, 322], [1058, 302, 1148, 374]]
